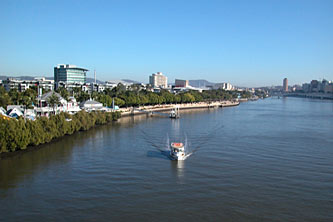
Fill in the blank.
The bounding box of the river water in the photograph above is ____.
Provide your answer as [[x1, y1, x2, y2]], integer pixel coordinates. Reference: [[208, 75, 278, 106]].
[[1, 97, 332, 221]]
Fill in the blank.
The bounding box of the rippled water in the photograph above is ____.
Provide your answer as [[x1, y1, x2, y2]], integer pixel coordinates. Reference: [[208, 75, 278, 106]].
[[1, 97, 332, 221]]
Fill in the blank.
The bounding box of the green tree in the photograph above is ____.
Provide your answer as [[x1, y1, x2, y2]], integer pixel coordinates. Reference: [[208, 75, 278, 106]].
[[174, 95, 181, 103], [147, 93, 159, 105], [114, 97, 125, 107], [26, 119, 45, 146], [57, 87, 69, 101], [8, 89, 22, 105], [0, 86, 12, 108], [181, 93, 195, 103], [138, 95, 148, 106], [0, 117, 8, 152], [76, 91, 90, 103], [47, 93, 61, 114]]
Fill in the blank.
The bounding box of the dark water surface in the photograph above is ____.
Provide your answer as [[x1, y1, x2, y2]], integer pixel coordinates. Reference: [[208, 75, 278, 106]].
[[1, 97, 333, 221]]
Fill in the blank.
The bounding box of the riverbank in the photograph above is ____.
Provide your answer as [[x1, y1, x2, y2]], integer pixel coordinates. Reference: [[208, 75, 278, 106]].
[[0, 101, 239, 158], [0, 111, 121, 157], [120, 101, 240, 116], [284, 93, 333, 100]]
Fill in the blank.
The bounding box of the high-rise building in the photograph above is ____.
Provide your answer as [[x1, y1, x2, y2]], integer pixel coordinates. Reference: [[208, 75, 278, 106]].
[[283, 78, 288, 92], [54, 64, 88, 86], [213, 82, 234, 90], [149, 72, 167, 88], [175, 79, 189, 88]]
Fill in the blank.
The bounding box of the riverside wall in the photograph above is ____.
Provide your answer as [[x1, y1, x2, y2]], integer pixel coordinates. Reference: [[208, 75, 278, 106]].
[[284, 93, 333, 100], [120, 101, 240, 117]]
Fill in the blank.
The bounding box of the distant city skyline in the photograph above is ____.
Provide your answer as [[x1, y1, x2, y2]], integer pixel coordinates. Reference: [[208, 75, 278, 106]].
[[0, 0, 332, 87]]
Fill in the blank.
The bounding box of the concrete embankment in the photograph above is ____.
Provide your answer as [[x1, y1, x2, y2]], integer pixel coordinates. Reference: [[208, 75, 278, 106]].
[[284, 93, 333, 100], [120, 101, 239, 117]]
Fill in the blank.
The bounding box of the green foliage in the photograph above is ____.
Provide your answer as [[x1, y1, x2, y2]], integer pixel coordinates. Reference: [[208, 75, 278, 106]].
[[181, 93, 195, 103], [95, 87, 238, 107], [6, 82, 242, 110], [0, 86, 12, 107], [56, 87, 70, 101], [0, 83, 243, 154], [0, 116, 9, 152], [5, 88, 38, 109], [0, 111, 120, 154], [114, 97, 125, 107]]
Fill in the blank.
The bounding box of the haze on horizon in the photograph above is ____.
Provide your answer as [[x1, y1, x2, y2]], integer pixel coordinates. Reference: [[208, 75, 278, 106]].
[[0, 0, 332, 87]]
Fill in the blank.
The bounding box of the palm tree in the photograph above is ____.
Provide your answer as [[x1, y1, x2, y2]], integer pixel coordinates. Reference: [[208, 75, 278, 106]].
[[47, 93, 61, 115]]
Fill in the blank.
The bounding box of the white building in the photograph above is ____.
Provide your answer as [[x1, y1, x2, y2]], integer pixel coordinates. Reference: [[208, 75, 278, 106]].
[[213, 82, 234, 90], [149, 72, 168, 88], [79, 100, 103, 111], [7, 107, 24, 118], [2, 77, 54, 92], [66, 97, 81, 114], [35, 91, 67, 116]]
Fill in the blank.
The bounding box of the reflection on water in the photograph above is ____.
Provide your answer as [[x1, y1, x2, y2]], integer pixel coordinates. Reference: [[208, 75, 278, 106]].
[[1, 98, 333, 221], [0, 131, 87, 190], [171, 160, 186, 183], [171, 118, 180, 134]]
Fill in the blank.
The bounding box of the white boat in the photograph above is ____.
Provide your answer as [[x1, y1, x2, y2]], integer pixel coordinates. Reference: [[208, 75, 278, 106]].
[[170, 142, 186, 160], [169, 106, 180, 118], [169, 110, 179, 118]]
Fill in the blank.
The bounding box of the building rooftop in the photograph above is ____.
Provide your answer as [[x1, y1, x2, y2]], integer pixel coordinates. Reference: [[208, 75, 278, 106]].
[[55, 64, 88, 71], [40, 91, 63, 101], [80, 100, 102, 105]]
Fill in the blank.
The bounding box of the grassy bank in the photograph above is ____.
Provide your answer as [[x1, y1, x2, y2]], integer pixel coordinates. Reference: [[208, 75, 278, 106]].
[[0, 111, 121, 154]]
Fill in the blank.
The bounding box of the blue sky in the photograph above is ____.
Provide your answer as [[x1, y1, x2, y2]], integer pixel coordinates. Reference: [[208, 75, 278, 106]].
[[0, 0, 332, 87]]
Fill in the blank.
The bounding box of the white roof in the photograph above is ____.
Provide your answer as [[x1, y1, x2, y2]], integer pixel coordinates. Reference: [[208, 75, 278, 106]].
[[80, 100, 102, 105]]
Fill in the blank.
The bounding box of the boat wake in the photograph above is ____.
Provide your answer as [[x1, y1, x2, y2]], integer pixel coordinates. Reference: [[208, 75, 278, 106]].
[[142, 132, 195, 161], [140, 122, 223, 161]]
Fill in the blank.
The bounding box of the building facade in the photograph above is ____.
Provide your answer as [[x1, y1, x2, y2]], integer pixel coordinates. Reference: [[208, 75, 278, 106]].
[[175, 79, 189, 88], [213, 82, 234, 90], [283, 78, 288, 92], [54, 64, 88, 87], [3, 77, 54, 92], [149, 72, 168, 88]]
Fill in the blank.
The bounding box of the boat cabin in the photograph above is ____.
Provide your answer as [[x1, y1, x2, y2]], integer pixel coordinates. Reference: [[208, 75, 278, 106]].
[[171, 143, 184, 151]]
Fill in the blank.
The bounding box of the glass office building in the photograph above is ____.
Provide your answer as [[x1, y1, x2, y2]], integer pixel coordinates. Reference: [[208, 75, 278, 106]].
[[54, 64, 88, 85]]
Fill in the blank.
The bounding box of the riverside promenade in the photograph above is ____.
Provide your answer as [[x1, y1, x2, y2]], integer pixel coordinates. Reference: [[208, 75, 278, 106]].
[[120, 101, 239, 116], [284, 92, 333, 100]]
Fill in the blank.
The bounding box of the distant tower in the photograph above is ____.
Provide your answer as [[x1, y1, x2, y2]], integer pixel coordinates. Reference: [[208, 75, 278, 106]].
[[283, 78, 288, 92], [149, 72, 168, 88], [94, 70, 96, 84]]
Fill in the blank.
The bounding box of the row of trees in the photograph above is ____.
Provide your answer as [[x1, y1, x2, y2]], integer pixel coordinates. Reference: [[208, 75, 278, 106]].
[[0, 86, 38, 108], [0, 111, 121, 153], [72, 84, 246, 108], [1, 84, 254, 109]]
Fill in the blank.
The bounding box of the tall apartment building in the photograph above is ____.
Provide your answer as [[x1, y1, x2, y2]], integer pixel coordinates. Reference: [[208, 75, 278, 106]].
[[213, 82, 233, 90], [149, 72, 167, 88], [283, 78, 288, 92], [54, 64, 88, 87]]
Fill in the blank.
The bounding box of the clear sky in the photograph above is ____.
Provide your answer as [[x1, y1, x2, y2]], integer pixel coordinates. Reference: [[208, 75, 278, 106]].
[[0, 0, 332, 87]]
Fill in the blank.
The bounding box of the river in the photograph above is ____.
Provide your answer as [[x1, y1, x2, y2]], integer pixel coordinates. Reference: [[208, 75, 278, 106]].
[[1, 97, 332, 221]]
